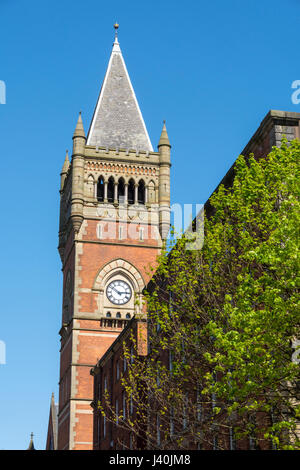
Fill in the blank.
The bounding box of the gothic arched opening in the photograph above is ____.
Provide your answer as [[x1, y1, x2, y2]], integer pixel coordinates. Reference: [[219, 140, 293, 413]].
[[128, 179, 135, 205], [118, 178, 125, 204], [97, 176, 104, 202], [107, 176, 114, 203], [138, 180, 145, 205]]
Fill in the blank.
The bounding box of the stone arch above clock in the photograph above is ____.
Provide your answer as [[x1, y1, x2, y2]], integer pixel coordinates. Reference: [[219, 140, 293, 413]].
[[92, 258, 145, 318]]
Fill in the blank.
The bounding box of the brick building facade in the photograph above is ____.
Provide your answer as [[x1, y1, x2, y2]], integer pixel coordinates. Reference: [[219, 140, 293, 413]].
[[90, 109, 300, 450], [91, 318, 148, 450]]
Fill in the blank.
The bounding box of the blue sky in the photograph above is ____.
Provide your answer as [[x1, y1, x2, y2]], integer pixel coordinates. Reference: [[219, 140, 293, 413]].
[[0, 0, 300, 450]]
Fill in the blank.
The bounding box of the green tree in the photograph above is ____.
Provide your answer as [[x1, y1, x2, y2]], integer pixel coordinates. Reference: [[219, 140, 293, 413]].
[[100, 139, 300, 450]]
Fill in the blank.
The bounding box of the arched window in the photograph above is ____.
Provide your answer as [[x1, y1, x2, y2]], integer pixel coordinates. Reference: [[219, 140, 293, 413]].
[[97, 176, 104, 202], [106, 312, 111, 318], [138, 180, 145, 205], [116, 312, 121, 318], [128, 179, 135, 205], [118, 178, 125, 204], [126, 313, 131, 319], [107, 177, 114, 203]]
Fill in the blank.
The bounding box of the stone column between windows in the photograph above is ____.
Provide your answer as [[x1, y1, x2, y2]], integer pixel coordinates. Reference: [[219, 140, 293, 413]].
[[104, 181, 108, 202], [134, 184, 138, 204], [124, 183, 128, 205]]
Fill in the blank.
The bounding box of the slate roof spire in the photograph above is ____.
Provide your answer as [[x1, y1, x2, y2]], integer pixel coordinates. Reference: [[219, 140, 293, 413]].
[[87, 25, 153, 151]]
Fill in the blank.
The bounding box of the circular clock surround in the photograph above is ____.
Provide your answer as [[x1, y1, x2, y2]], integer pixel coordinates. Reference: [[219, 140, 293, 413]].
[[106, 279, 132, 305]]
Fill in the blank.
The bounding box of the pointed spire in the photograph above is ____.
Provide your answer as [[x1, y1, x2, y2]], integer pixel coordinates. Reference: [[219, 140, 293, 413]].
[[158, 120, 171, 148], [60, 150, 70, 191], [87, 28, 153, 151], [61, 150, 70, 173], [73, 111, 85, 139], [46, 393, 58, 450], [27, 432, 36, 450]]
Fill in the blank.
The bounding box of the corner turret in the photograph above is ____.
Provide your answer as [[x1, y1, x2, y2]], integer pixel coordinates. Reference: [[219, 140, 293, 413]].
[[71, 112, 86, 233], [158, 121, 171, 239]]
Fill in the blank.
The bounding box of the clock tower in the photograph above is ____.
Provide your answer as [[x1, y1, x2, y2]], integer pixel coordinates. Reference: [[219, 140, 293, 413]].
[[56, 26, 171, 450]]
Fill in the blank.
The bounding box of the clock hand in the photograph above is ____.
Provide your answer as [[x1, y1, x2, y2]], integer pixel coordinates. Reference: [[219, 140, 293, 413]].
[[112, 287, 123, 296]]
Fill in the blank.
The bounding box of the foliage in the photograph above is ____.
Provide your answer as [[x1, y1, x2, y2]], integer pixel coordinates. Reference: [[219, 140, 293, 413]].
[[100, 138, 300, 450]]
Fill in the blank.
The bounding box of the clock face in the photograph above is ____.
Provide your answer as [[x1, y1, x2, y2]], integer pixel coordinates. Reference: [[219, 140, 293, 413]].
[[106, 280, 132, 305]]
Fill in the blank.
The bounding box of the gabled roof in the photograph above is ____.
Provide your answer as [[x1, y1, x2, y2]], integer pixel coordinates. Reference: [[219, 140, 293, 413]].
[[87, 29, 153, 152]]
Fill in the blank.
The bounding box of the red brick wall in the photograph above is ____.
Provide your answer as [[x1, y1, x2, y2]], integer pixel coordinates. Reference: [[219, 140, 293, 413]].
[[92, 319, 148, 450], [58, 215, 160, 449]]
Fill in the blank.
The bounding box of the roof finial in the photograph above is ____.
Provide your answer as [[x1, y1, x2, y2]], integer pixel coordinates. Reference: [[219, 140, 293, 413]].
[[114, 22, 119, 42], [112, 23, 121, 52]]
